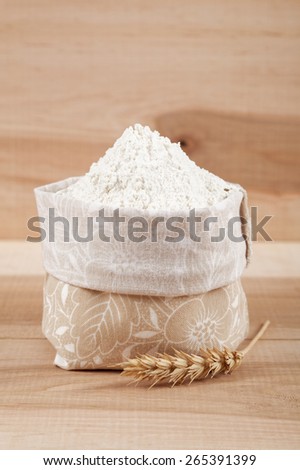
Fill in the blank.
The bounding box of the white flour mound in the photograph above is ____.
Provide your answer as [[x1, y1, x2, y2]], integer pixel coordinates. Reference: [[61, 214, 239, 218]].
[[67, 124, 234, 210]]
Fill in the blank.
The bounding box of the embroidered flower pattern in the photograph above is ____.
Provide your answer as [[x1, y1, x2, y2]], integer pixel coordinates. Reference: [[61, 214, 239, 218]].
[[43, 275, 249, 370]]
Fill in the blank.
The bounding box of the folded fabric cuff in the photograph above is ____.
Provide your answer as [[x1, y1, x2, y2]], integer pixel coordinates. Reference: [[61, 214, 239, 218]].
[[35, 177, 251, 296]]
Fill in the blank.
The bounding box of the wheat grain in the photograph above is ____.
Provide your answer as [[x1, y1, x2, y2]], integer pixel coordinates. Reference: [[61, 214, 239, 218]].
[[118, 321, 270, 387]]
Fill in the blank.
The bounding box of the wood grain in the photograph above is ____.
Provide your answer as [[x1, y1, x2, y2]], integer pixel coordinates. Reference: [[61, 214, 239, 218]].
[[0, 0, 300, 239], [157, 110, 300, 194], [0, 241, 299, 449], [0, 340, 299, 450]]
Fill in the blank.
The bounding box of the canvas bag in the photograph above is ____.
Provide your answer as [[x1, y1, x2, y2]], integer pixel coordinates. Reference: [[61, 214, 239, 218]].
[[35, 176, 251, 370]]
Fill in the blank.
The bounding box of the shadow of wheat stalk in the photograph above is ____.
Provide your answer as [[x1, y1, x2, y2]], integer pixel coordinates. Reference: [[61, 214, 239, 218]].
[[117, 321, 270, 387]]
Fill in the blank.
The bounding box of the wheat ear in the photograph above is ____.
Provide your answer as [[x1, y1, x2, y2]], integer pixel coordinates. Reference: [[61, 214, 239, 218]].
[[118, 321, 270, 387]]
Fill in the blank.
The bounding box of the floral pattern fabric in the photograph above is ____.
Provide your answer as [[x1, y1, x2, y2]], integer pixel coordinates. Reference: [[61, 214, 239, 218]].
[[43, 274, 249, 370], [35, 177, 251, 297]]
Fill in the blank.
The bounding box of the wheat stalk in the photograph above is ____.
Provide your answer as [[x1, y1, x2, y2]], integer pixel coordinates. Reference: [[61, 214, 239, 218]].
[[118, 321, 270, 387]]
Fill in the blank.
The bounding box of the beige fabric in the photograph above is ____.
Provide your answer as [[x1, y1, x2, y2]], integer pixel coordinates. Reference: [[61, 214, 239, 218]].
[[35, 177, 251, 297], [43, 274, 249, 370]]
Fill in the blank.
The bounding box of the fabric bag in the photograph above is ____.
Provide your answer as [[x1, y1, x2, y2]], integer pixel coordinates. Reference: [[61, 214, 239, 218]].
[[35, 176, 251, 370]]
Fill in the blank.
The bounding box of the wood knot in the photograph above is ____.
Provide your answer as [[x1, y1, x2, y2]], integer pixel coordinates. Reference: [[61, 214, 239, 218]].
[[176, 135, 197, 153]]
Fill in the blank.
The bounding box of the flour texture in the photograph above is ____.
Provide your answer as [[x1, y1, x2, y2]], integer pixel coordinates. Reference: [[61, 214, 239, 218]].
[[67, 124, 234, 209]]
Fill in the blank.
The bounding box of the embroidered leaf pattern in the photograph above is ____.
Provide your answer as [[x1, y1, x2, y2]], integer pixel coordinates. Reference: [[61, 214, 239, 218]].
[[43, 275, 249, 370]]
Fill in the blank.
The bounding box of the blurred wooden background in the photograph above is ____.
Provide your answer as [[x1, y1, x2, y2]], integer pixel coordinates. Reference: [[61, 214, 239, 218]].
[[0, 0, 299, 239]]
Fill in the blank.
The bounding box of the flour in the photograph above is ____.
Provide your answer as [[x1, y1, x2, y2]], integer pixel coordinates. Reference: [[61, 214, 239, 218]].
[[66, 124, 234, 210]]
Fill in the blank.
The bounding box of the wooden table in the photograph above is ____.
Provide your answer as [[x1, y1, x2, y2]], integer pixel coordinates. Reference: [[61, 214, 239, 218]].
[[0, 241, 299, 449]]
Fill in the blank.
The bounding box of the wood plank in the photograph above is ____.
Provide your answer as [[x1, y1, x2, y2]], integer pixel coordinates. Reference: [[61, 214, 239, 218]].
[[0, 0, 300, 239], [0, 275, 43, 339], [156, 110, 300, 193], [2, 408, 299, 450], [0, 241, 43, 276], [246, 193, 300, 242], [0, 339, 299, 449], [244, 243, 300, 278], [0, 134, 104, 240]]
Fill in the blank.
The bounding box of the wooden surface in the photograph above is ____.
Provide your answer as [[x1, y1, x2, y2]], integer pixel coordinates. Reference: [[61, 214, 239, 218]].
[[0, 241, 299, 450], [1, 0, 300, 239]]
